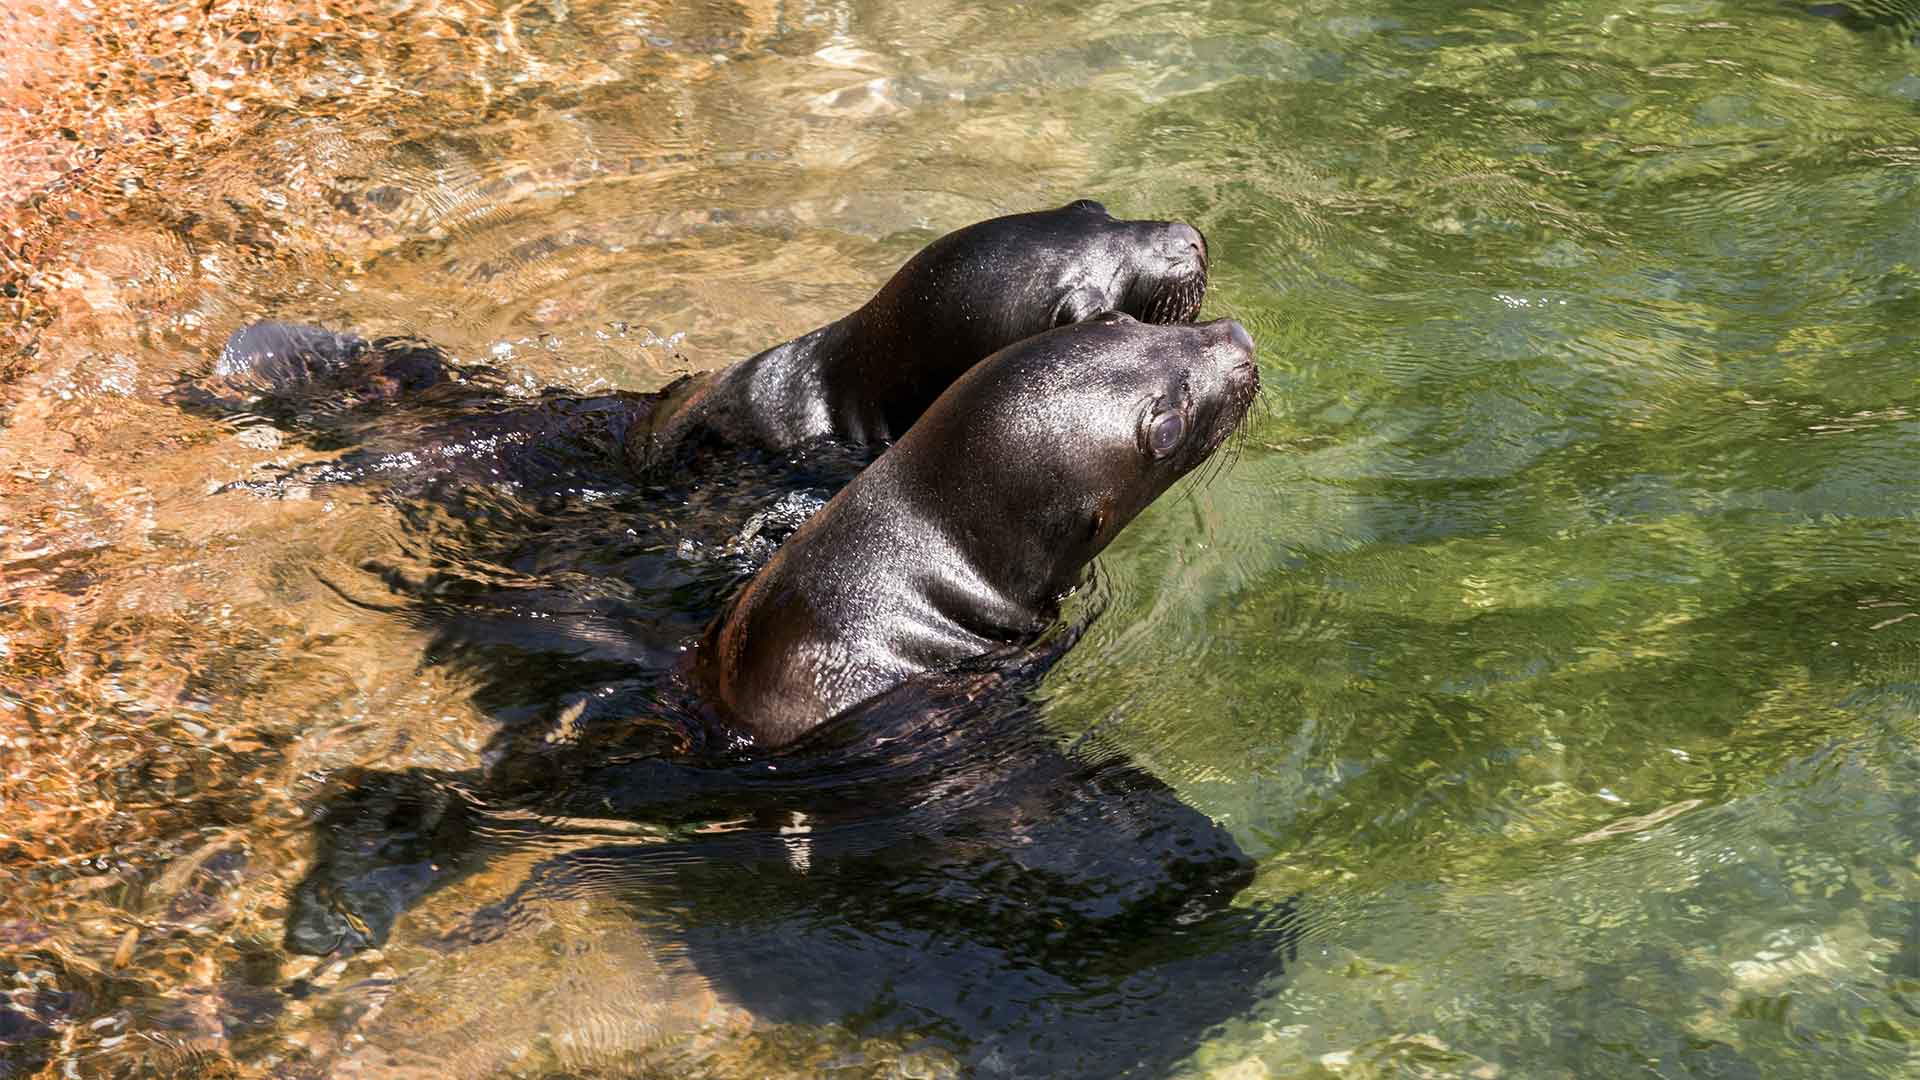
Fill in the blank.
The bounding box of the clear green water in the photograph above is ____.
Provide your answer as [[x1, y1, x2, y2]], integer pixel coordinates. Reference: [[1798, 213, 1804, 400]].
[[5, 0, 1920, 1076]]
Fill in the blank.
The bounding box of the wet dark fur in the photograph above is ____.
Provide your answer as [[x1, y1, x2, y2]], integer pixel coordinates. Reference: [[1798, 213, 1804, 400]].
[[695, 313, 1261, 747]]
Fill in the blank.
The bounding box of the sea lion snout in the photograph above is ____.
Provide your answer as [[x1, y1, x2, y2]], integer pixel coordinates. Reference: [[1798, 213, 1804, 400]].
[[1185, 318, 1260, 452], [1195, 317, 1259, 390], [1214, 317, 1255, 356], [1159, 221, 1208, 267], [1131, 222, 1210, 325]]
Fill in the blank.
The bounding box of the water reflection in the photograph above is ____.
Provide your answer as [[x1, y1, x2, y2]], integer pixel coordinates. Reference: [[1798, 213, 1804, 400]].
[[9, 0, 1920, 1075]]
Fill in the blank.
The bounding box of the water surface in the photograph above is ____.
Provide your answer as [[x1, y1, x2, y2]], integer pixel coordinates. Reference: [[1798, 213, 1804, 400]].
[[5, 0, 1920, 1076]]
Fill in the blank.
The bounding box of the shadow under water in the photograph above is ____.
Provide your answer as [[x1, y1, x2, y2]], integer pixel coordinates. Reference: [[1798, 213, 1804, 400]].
[[286, 635, 1298, 1075], [172, 328, 870, 733]]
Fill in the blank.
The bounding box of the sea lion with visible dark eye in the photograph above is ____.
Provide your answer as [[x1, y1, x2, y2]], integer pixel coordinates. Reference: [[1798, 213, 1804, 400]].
[[630, 198, 1210, 467], [279, 310, 1276, 1076], [194, 200, 1209, 489], [692, 311, 1259, 748]]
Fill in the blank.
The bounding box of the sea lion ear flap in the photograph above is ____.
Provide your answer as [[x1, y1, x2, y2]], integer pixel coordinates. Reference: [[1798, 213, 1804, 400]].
[[1052, 286, 1111, 328]]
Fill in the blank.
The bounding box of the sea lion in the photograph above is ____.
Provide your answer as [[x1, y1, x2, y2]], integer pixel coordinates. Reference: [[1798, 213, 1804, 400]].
[[630, 198, 1208, 467], [196, 199, 1208, 488], [694, 311, 1259, 748], [286, 310, 1261, 955]]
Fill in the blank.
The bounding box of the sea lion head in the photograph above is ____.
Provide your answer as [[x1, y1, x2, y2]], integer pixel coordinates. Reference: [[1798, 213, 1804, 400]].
[[841, 199, 1210, 436], [887, 311, 1258, 601], [865, 197, 1207, 343], [923, 197, 1206, 325], [695, 313, 1258, 746]]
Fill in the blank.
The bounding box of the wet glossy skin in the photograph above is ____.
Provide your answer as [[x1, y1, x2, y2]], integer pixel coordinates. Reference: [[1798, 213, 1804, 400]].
[[633, 198, 1209, 466], [695, 313, 1259, 747]]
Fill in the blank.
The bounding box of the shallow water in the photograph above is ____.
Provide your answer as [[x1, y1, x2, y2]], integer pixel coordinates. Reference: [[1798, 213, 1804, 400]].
[[6, 0, 1920, 1076]]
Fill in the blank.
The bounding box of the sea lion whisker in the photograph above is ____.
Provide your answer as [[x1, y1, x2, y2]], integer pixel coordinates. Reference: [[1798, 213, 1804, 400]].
[[1212, 426, 1253, 487], [1203, 446, 1235, 491], [1174, 446, 1229, 500]]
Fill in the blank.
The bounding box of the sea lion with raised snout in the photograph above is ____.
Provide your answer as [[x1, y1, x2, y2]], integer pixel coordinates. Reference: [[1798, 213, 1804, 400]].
[[631, 198, 1208, 466], [693, 311, 1260, 747], [193, 199, 1208, 490]]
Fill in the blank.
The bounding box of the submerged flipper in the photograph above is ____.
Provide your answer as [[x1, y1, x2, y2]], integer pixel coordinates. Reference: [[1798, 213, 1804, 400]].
[[212, 321, 452, 400]]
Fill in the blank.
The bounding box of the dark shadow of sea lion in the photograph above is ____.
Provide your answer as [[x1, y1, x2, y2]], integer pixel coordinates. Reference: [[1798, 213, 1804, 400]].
[[510, 645, 1295, 1076], [293, 635, 1297, 1077]]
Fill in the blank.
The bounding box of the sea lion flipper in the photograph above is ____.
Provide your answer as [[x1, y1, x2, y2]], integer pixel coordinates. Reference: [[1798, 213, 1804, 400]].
[[1051, 284, 1113, 328], [215, 321, 370, 392], [213, 321, 453, 400]]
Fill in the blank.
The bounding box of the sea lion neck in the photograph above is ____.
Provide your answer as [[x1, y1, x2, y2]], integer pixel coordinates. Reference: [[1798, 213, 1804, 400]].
[[628, 317, 874, 468], [802, 306, 933, 446], [715, 316, 880, 444], [647, 303, 963, 461], [693, 459, 1054, 750], [873, 438, 1081, 617], [788, 451, 1061, 646]]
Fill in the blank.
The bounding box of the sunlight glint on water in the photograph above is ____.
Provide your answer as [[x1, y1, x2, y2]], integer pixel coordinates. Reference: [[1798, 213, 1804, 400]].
[[4, 0, 1920, 1075]]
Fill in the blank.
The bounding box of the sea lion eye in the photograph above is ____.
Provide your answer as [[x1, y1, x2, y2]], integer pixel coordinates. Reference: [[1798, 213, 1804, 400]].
[[1053, 286, 1108, 328], [1146, 410, 1186, 458]]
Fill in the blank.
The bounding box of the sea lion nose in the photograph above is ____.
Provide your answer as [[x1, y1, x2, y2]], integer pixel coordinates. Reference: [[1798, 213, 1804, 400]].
[[1162, 222, 1207, 264], [1205, 318, 1255, 357], [1227, 319, 1254, 355]]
